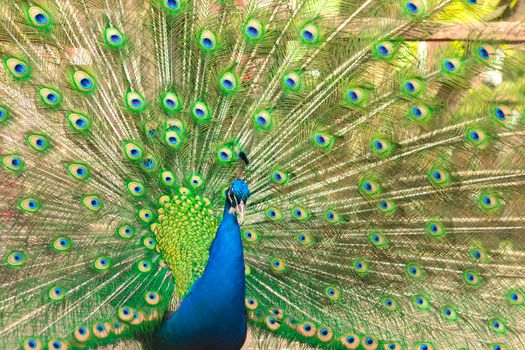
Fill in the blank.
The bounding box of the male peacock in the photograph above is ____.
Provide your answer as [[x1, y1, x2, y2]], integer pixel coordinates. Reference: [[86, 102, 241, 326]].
[[1, 0, 525, 350]]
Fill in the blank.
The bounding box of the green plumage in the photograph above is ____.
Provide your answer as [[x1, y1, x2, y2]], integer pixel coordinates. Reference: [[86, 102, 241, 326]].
[[1, 0, 525, 349]]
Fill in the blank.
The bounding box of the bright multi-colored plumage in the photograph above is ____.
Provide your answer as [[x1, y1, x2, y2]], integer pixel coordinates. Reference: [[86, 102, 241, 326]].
[[1, 0, 525, 349]]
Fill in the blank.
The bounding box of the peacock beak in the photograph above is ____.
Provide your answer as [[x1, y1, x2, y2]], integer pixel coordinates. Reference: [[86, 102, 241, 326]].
[[236, 200, 246, 221]]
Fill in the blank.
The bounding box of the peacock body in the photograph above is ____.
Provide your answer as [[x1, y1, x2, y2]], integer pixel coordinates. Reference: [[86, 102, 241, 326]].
[[1, 0, 525, 349]]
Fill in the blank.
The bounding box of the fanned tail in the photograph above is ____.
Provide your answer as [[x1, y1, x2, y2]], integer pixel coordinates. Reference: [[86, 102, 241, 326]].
[[1, 0, 525, 350]]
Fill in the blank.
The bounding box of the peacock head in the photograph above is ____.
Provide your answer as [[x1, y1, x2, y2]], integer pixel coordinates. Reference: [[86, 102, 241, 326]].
[[227, 179, 250, 220]]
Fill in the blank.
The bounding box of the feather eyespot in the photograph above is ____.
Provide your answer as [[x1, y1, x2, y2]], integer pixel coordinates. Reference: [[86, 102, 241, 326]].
[[506, 289, 524, 305], [66, 162, 90, 181], [49, 286, 65, 301], [2, 154, 25, 172], [137, 208, 155, 224], [362, 336, 379, 350], [191, 100, 212, 122], [341, 334, 360, 349], [137, 260, 152, 273], [105, 27, 125, 48], [38, 87, 62, 107], [74, 325, 90, 342], [404, 1, 424, 16], [199, 30, 218, 52], [324, 209, 342, 224], [265, 316, 280, 331], [368, 231, 388, 248], [116, 224, 135, 239], [312, 131, 334, 150], [282, 72, 301, 92], [219, 71, 239, 94], [93, 323, 110, 338], [463, 270, 481, 287], [52, 236, 71, 252], [297, 322, 316, 337], [123, 141, 144, 161], [406, 262, 425, 280], [270, 258, 286, 272], [416, 343, 434, 350], [317, 327, 333, 342], [125, 91, 146, 112], [245, 297, 258, 310], [4, 57, 30, 79], [300, 23, 319, 44], [265, 206, 283, 221], [425, 220, 446, 238], [413, 295, 431, 310], [118, 306, 135, 322], [27, 6, 51, 29], [253, 110, 273, 131], [71, 70, 96, 93], [441, 306, 459, 322], [82, 195, 103, 211], [48, 339, 68, 350], [18, 197, 41, 214], [244, 19, 264, 41], [352, 259, 370, 275], [488, 318, 506, 333], [23, 337, 43, 350], [145, 291, 161, 305], [382, 296, 398, 311], [94, 256, 111, 271], [290, 206, 310, 221], [6, 251, 26, 268], [324, 286, 340, 301], [66, 112, 92, 132]]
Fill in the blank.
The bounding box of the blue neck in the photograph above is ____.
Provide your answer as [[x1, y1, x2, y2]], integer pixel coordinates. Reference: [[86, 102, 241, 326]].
[[153, 200, 247, 350]]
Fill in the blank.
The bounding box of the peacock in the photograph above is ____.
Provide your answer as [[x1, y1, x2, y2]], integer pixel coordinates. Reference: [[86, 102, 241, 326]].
[[1, 0, 525, 349]]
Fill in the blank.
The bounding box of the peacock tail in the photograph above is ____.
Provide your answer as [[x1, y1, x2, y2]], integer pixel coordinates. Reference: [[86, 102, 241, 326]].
[[1, 0, 525, 349]]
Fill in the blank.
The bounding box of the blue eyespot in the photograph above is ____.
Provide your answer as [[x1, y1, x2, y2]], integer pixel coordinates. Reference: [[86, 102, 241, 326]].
[[374, 140, 383, 150], [165, 99, 176, 108], [302, 30, 314, 41], [347, 336, 355, 343], [494, 108, 505, 121], [35, 13, 47, 24], [47, 93, 57, 102], [303, 324, 311, 331], [285, 78, 296, 88], [406, 2, 419, 13], [75, 118, 86, 127], [365, 337, 373, 345], [110, 34, 121, 43], [195, 108, 205, 117], [257, 116, 267, 126], [91, 199, 99, 206], [167, 0, 179, 8], [131, 99, 142, 107], [78, 326, 86, 335], [222, 79, 233, 89], [377, 45, 389, 56], [80, 78, 92, 89], [417, 297, 424, 304], [405, 81, 415, 92], [470, 131, 480, 141], [202, 38, 213, 48], [130, 149, 139, 156], [51, 341, 61, 349], [412, 107, 422, 118], [478, 47, 489, 59], [11, 158, 20, 166], [316, 135, 326, 145], [247, 26, 258, 37], [444, 60, 456, 71], [14, 64, 26, 73]]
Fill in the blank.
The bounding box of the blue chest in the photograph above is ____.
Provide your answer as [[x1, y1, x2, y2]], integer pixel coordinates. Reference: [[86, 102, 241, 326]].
[[153, 209, 247, 350]]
